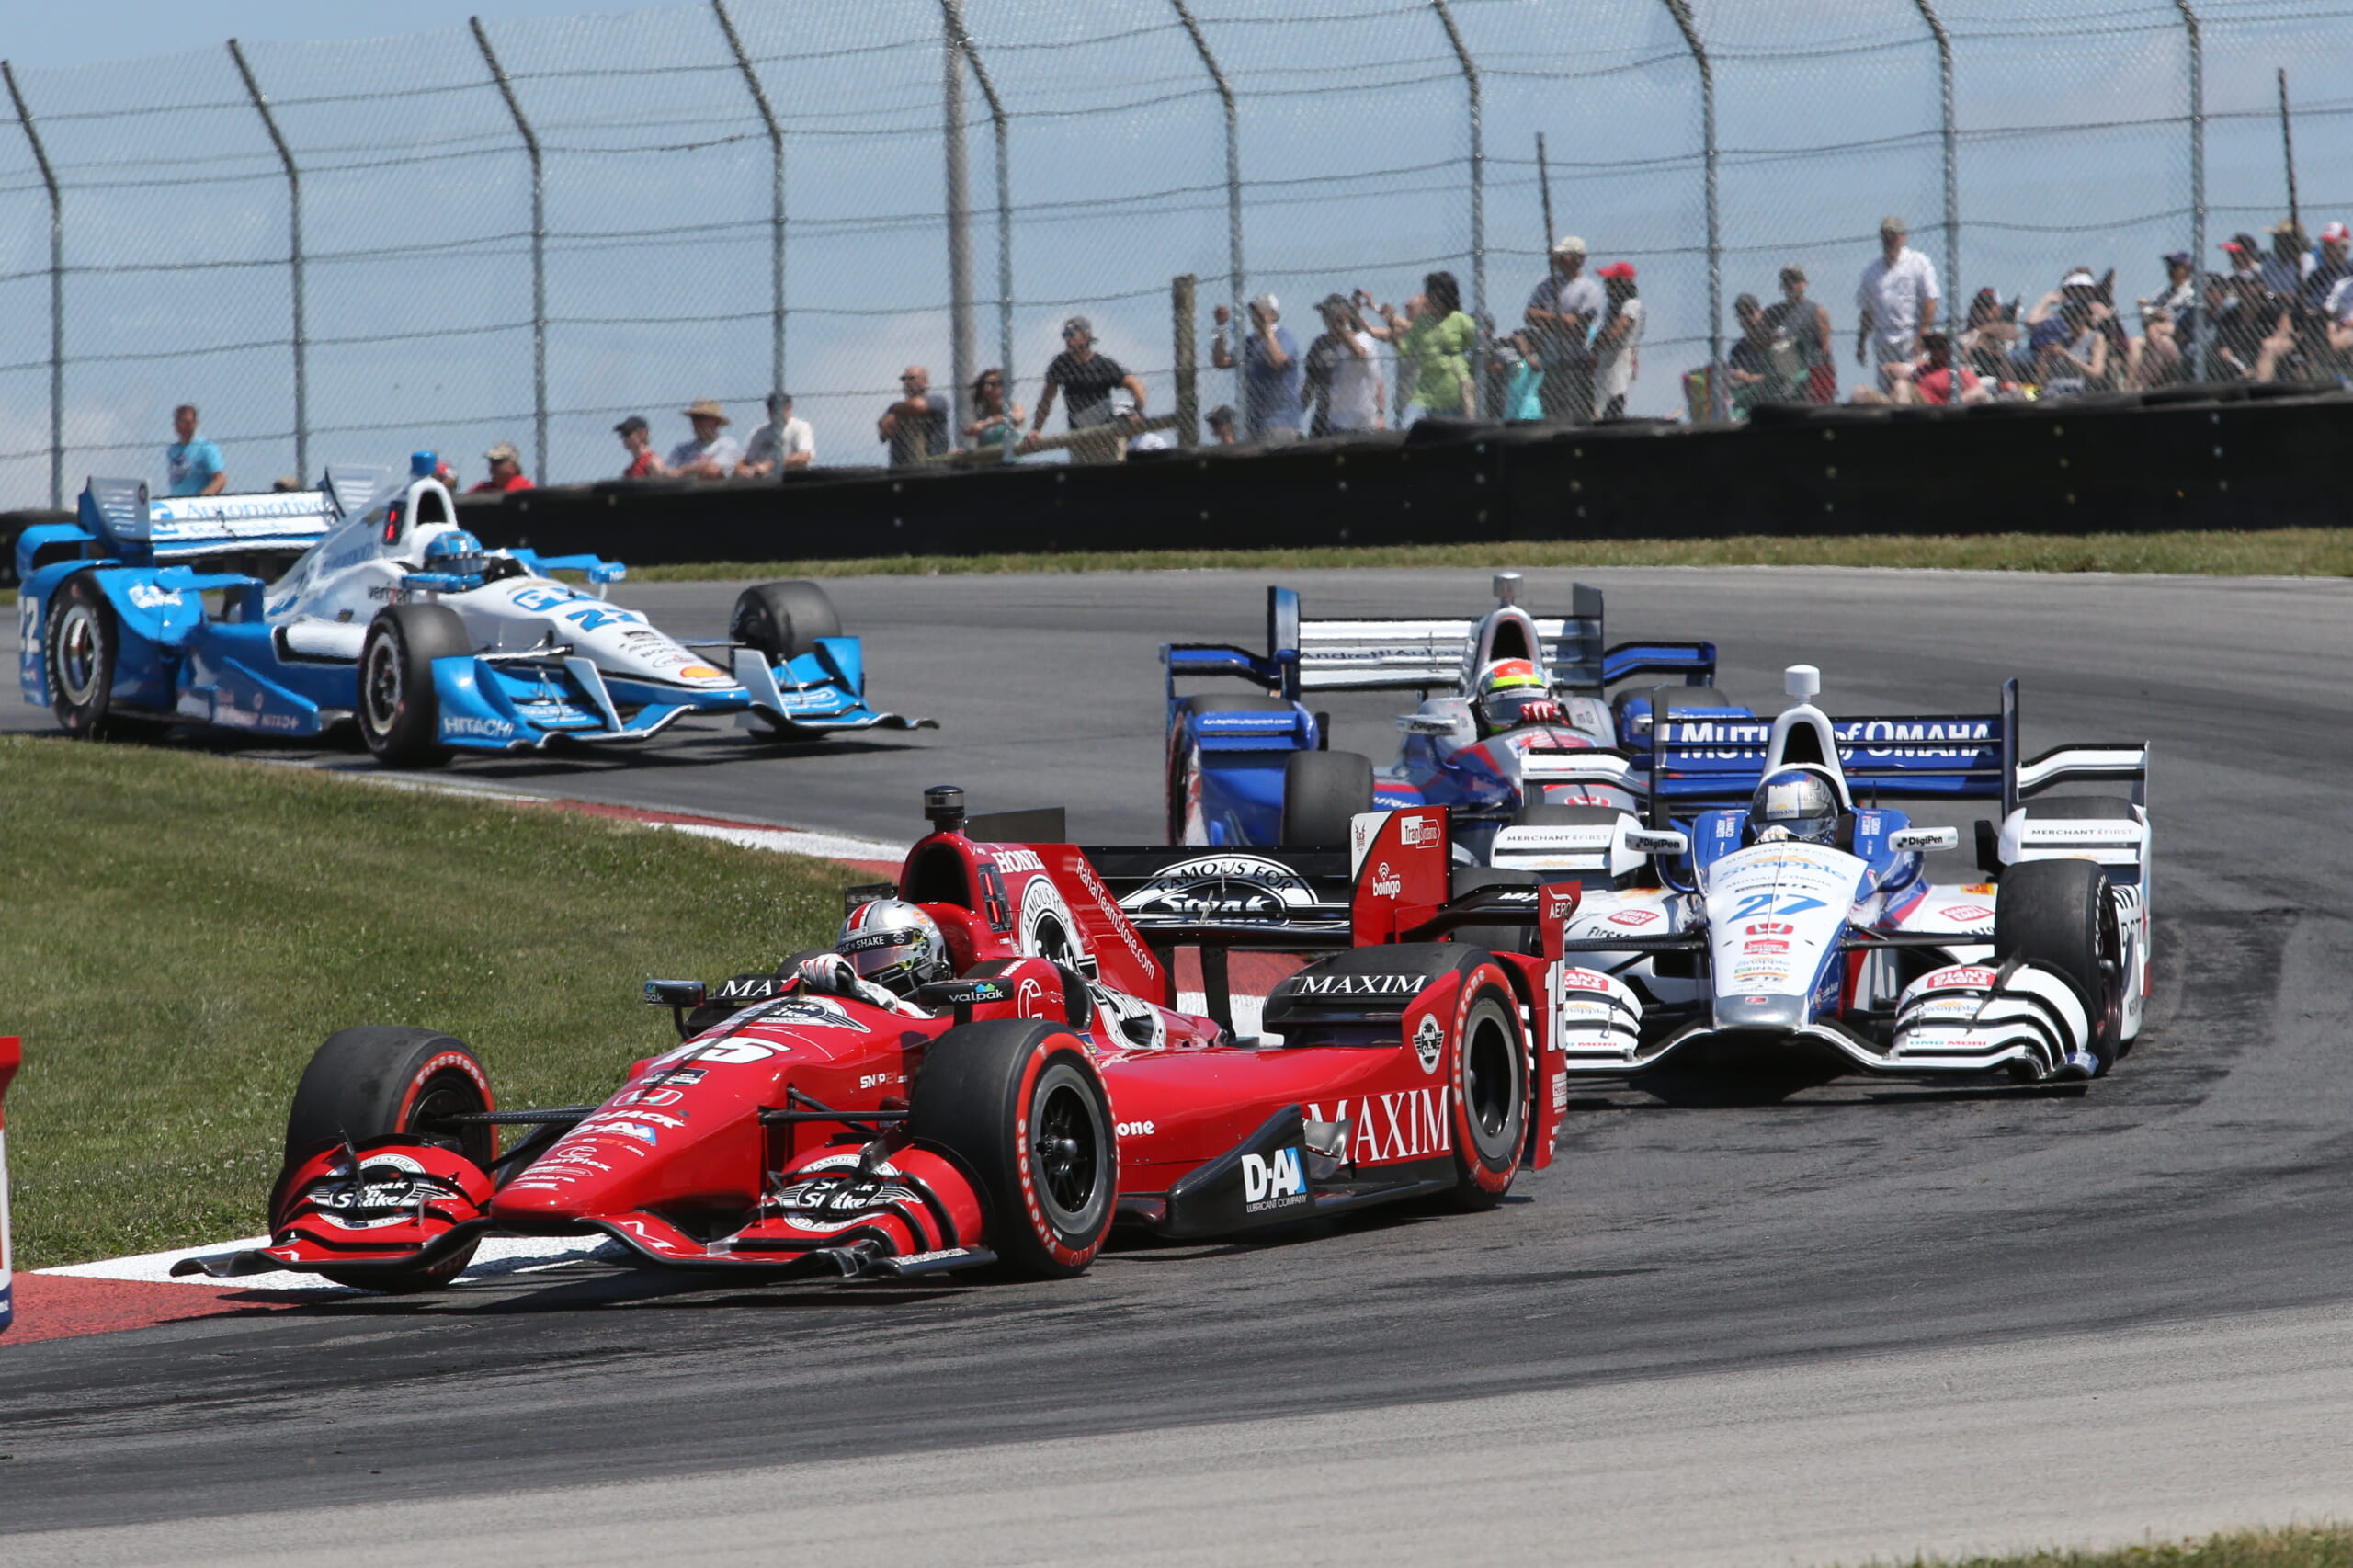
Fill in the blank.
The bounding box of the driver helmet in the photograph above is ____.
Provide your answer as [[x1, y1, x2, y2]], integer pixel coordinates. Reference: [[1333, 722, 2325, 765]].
[[1474, 658, 1551, 734], [836, 898, 950, 997], [1750, 767, 1842, 845], [421, 529, 485, 562]]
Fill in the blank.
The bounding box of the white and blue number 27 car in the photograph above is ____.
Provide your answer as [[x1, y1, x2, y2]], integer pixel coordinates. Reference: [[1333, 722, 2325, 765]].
[[17, 454, 930, 764]]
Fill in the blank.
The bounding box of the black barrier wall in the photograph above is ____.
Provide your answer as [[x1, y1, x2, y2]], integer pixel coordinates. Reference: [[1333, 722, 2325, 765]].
[[5, 386, 2345, 584]]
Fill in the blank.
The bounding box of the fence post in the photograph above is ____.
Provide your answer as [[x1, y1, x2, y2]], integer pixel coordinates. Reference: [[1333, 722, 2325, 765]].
[[1912, 0, 1959, 359], [3, 63, 62, 509], [471, 17, 547, 486], [228, 40, 307, 483], [1174, 274, 1199, 447], [1169, 1, 1242, 410], [943, 12, 1013, 401], [939, 1, 977, 432], [2174, 0, 2209, 382], [712, 0, 785, 403], [1663, 0, 1722, 423], [1430, 0, 1485, 415]]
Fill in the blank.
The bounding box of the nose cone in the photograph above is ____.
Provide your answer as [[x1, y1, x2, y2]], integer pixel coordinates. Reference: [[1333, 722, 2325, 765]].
[[1712, 993, 1808, 1031]]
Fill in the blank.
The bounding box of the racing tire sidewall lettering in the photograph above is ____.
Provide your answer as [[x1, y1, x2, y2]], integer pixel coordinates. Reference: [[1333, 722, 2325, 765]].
[[1014, 1039, 1116, 1271], [1449, 968, 1527, 1194]]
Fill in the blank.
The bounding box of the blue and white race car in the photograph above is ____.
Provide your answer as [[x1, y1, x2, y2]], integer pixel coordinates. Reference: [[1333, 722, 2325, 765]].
[[17, 457, 930, 764], [1159, 573, 1718, 858], [1523, 665, 2154, 1082]]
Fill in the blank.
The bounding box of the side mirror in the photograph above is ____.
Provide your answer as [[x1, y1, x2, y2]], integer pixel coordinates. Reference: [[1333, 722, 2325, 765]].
[[1624, 827, 1688, 858], [643, 979, 706, 1009], [1886, 826, 1960, 852]]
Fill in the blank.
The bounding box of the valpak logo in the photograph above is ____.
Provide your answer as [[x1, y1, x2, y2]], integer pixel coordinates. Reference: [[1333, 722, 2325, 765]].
[[1288, 972, 1429, 998], [1241, 1146, 1309, 1212]]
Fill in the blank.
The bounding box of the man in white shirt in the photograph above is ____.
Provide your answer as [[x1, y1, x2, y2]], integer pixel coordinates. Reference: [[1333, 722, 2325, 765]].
[[1855, 215, 1941, 388], [1525, 235, 1604, 423], [667, 399, 744, 480], [737, 392, 814, 478]]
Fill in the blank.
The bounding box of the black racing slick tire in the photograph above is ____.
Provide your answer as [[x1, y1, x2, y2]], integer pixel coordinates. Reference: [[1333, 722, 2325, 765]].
[[732, 580, 841, 663], [44, 573, 129, 740], [1280, 749, 1375, 846], [279, 1026, 496, 1291], [1166, 693, 1296, 844], [1995, 858, 2125, 1075], [1448, 972, 1529, 1210], [358, 603, 471, 767], [910, 1019, 1115, 1278]]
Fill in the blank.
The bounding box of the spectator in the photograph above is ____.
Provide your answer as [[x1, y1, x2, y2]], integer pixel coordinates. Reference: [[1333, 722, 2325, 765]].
[[2220, 232, 2263, 289], [738, 392, 814, 478], [1356, 288, 1420, 423], [1891, 331, 1988, 406], [1029, 318, 1147, 449], [1308, 294, 1383, 434], [880, 368, 949, 467], [1855, 215, 1941, 386], [2212, 273, 2284, 381], [2143, 250, 2199, 347], [2298, 222, 2351, 316], [2325, 280, 2353, 374], [270, 475, 302, 493], [615, 415, 662, 479], [2124, 306, 2184, 389], [1726, 293, 1798, 415], [2033, 298, 2109, 398], [1524, 234, 1602, 423], [961, 368, 1026, 459], [1494, 331, 1544, 421], [1379, 270, 1476, 422], [1761, 265, 1835, 403], [469, 441, 533, 494], [2259, 220, 2311, 300], [1958, 288, 2020, 385], [1591, 262, 1644, 419], [667, 400, 744, 479], [1211, 294, 1303, 442], [1205, 404, 1239, 445], [165, 403, 226, 497]]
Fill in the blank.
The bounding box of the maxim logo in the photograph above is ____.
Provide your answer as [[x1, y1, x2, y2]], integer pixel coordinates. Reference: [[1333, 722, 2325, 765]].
[[1287, 972, 1429, 998]]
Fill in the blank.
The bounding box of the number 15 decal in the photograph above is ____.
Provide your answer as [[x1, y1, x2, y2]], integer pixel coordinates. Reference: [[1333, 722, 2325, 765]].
[[1730, 892, 1827, 919]]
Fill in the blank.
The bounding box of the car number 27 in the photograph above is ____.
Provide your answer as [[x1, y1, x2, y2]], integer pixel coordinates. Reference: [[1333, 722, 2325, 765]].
[[1728, 892, 1828, 919]]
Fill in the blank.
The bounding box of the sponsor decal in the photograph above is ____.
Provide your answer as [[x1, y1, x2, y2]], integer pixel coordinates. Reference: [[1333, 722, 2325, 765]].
[[760, 996, 872, 1035], [1940, 904, 1994, 922], [1962, 883, 1995, 896], [597, 1121, 660, 1147], [890, 1247, 980, 1267], [649, 1037, 789, 1068], [1304, 1087, 1450, 1165], [1544, 890, 1578, 922], [1116, 1119, 1155, 1137], [1414, 1014, 1445, 1074], [1016, 977, 1048, 1019], [716, 975, 782, 1003], [858, 1072, 903, 1090], [1743, 939, 1789, 955], [1552, 1073, 1570, 1110], [1069, 856, 1159, 982], [1368, 861, 1403, 899], [1241, 1146, 1309, 1212], [991, 847, 1047, 875], [442, 714, 515, 740], [676, 665, 723, 680], [614, 1085, 685, 1108], [1608, 908, 1660, 928], [1120, 854, 1322, 926], [1742, 994, 1770, 1005], [1288, 972, 1429, 998], [125, 583, 183, 610], [1559, 969, 1613, 994], [1745, 921, 1794, 936], [1928, 965, 2001, 988], [1400, 815, 1439, 848]]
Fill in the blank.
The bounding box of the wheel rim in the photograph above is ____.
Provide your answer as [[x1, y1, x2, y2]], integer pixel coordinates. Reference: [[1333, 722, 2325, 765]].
[[1464, 1011, 1516, 1139], [54, 604, 101, 706], [1032, 1078, 1103, 1225], [406, 1069, 493, 1168], [361, 634, 403, 734]]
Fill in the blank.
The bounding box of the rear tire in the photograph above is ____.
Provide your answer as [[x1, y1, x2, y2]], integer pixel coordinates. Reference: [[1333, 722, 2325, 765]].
[[1995, 858, 2124, 1074], [358, 604, 471, 767], [45, 574, 125, 740], [279, 1026, 495, 1290], [1448, 976, 1529, 1210], [732, 580, 841, 663], [1166, 693, 1296, 845], [909, 1019, 1114, 1278], [1280, 749, 1374, 846]]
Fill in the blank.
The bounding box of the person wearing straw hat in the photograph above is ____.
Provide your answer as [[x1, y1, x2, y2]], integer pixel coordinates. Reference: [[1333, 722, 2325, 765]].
[[666, 399, 743, 481]]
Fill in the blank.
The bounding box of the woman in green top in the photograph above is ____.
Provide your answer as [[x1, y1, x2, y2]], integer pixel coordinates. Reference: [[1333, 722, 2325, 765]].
[[1378, 270, 1476, 421]]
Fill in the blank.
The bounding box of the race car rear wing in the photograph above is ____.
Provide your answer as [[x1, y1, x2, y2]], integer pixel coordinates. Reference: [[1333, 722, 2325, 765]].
[[1162, 584, 1715, 705], [72, 477, 344, 565], [1641, 677, 2150, 817]]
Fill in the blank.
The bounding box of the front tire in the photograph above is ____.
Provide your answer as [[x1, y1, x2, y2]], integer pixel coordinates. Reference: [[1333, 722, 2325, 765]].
[[278, 1025, 496, 1290], [1280, 749, 1374, 845], [1448, 974, 1529, 1210], [1995, 858, 2124, 1074], [909, 1019, 1115, 1278], [45, 574, 125, 739], [732, 580, 841, 663], [358, 604, 471, 767]]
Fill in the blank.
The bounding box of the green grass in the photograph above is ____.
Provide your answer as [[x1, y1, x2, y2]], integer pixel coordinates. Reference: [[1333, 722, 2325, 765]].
[[1857, 1526, 2353, 1567], [0, 736, 846, 1268], [620, 529, 2353, 582]]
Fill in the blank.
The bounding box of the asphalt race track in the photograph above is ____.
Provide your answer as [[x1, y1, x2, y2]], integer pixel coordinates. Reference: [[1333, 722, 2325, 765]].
[[5, 566, 2353, 1566]]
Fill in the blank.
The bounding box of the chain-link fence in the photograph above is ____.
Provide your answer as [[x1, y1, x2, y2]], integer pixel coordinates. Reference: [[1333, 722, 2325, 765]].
[[3, 0, 2350, 508]]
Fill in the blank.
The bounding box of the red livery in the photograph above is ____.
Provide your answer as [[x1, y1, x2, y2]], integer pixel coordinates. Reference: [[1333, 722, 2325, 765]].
[[182, 790, 1576, 1290]]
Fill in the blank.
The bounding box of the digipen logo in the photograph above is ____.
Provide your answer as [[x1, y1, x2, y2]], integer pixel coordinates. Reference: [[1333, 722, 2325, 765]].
[[1369, 861, 1403, 899], [1241, 1146, 1309, 1213]]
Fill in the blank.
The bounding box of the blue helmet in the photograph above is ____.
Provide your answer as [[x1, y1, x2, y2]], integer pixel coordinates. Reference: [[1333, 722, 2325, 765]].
[[422, 529, 485, 561], [1751, 767, 1840, 844]]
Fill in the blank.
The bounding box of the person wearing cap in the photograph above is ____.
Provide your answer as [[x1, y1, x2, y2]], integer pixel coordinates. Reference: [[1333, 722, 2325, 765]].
[[1029, 319, 1147, 452], [1204, 404, 1239, 446], [2297, 222, 2351, 315], [738, 392, 814, 479], [667, 400, 743, 480], [1590, 263, 1644, 418], [1301, 294, 1383, 436], [1525, 235, 1603, 423], [878, 367, 950, 468], [1854, 216, 1941, 387], [1211, 294, 1303, 442], [1760, 265, 1835, 403], [615, 415, 662, 480], [468, 442, 533, 494]]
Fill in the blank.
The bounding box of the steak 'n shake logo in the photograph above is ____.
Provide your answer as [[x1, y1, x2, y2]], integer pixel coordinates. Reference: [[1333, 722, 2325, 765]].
[[1121, 854, 1320, 926]]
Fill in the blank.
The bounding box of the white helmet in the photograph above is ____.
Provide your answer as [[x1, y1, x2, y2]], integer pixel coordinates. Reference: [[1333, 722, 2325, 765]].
[[837, 899, 950, 996]]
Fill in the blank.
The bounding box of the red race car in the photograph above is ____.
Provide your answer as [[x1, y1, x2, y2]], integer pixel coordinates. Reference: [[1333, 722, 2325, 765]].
[[181, 788, 1581, 1290]]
